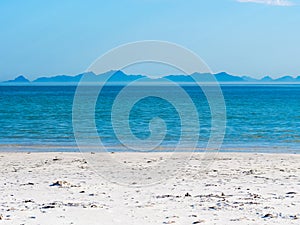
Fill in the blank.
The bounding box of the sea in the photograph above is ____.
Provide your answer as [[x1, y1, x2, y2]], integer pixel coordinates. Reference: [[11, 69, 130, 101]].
[[0, 85, 299, 153]]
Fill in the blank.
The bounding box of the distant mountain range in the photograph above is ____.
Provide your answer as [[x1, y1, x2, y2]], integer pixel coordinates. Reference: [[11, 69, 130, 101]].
[[2, 70, 300, 85]]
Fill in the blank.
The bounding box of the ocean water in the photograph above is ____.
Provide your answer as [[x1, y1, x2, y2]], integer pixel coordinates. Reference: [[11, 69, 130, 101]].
[[0, 85, 299, 153]]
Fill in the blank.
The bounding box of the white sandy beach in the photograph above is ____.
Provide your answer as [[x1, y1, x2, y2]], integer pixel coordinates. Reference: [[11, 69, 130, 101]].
[[0, 152, 299, 225]]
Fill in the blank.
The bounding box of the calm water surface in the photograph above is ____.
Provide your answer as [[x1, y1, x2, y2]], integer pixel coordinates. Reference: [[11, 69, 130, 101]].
[[0, 85, 299, 153]]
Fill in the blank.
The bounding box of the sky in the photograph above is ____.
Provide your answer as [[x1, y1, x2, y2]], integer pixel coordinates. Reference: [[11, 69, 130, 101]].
[[0, 0, 300, 81]]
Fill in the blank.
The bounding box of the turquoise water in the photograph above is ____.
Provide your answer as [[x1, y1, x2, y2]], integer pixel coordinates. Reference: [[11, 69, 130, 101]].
[[0, 85, 299, 153]]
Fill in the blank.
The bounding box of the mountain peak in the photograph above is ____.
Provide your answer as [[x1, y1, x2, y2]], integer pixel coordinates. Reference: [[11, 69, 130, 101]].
[[5, 75, 30, 83], [214, 72, 244, 81], [274, 75, 295, 82], [261, 76, 273, 82]]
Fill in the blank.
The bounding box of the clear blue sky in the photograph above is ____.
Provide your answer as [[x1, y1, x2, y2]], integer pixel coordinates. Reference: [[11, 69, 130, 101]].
[[1, 0, 300, 81]]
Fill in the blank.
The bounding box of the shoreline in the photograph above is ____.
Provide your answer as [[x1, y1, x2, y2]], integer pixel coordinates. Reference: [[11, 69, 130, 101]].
[[0, 148, 299, 154], [0, 143, 299, 154], [0, 151, 299, 155]]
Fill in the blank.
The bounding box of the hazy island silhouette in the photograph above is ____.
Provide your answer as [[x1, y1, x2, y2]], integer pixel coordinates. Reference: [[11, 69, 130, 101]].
[[3, 70, 300, 85]]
